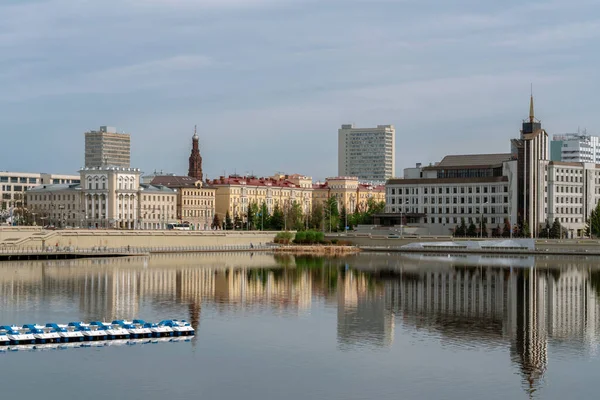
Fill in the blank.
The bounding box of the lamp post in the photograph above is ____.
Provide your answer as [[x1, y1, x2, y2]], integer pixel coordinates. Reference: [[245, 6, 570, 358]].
[[400, 199, 409, 237], [58, 205, 65, 229], [479, 201, 488, 239]]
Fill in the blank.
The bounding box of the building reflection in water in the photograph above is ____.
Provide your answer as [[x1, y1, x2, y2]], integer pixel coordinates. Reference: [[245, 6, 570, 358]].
[[2, 253, 600, 392]]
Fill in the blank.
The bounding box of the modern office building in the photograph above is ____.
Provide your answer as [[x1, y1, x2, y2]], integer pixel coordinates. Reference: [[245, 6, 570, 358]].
[[84, 126, 131, 168], [550, 133, 600, 163], [383, 97, 600, 238], [338, 124, 395, 182], [384, 155, 517, 236]]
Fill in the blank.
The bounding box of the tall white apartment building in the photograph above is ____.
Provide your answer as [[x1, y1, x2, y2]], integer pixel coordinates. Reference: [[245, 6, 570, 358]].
[[338, 124, 395, 183], [550, 133, 600, 163]]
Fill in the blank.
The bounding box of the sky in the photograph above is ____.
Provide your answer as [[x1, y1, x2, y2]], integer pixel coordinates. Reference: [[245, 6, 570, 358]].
[[2, 0, 600, 181]]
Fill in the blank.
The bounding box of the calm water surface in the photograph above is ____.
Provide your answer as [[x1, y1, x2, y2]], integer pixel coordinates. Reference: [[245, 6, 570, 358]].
[[1, 252, 600, 399]]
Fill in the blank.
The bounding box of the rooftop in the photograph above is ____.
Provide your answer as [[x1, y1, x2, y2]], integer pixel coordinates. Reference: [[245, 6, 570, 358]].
[[426, 153, 513, 169], [151, 175, 203, 188]]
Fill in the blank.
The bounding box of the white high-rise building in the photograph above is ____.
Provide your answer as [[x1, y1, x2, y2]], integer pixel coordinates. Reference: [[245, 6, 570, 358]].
[[338, 124, 395, 183], [550, 133, 600, 163]]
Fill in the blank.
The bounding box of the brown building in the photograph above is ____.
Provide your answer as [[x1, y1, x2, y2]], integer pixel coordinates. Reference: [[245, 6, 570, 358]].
[[188, 126, 203, 181]]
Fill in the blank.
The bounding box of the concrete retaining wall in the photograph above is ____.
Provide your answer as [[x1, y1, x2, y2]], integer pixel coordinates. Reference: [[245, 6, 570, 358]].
[[0, 228, 279, 250]]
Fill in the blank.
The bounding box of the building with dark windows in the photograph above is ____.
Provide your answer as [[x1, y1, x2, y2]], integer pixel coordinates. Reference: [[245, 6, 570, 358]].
[[84, 126, 131, 169], [384, 96, 597, 238]]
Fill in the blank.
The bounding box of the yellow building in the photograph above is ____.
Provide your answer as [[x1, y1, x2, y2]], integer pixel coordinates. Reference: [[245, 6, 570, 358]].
[[150, 175, 216, 230], [209, 174, 313, 223], [313, 176, 385, 212]]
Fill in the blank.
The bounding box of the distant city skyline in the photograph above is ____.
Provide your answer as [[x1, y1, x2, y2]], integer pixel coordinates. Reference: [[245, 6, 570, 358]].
[[3, 0, 600, 180]]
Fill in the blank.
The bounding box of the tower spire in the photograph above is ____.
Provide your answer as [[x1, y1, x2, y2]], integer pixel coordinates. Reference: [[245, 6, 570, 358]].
[[529, 85, 535, 123]]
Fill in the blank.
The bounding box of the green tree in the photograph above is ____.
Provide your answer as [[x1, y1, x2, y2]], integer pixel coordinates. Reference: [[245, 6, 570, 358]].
[[310, 202, 324, 230], [467, 221, 477, 237], [270, 203, 284, 230], [339, 206, 348, 232], [211, 214, 221, 230], [540, 220, 551, 238], [589, 201, 600, 237], [550, 218, 563, 238], [286, 201, 304, 231], [225, 211, 233, 230], [480, 218, 488, 238], [258, 202, 270, 230], [502, 218, 511, 238], [454, 218, 466, 237], [325, 197, 340, 232], [522, 220, 531, 238], [246, 202, 259, 230]]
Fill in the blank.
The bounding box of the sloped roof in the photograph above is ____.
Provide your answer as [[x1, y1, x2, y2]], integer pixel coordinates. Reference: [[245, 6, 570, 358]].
[[431, 153, 512, 168], [150, 175, 199, 188]]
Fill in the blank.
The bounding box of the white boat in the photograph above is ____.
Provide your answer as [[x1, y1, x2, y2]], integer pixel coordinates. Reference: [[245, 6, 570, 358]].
[[23, 325, 61, 342], [68, 322, 107, 340], [113, 320, 152, 337], [133, 320, 173, 336], [90, 322, 130, 338], [46, 324, 84, 341], [0, 326, 36, 343], [161, 319, 195, 335], [0, 334, 9, 345]]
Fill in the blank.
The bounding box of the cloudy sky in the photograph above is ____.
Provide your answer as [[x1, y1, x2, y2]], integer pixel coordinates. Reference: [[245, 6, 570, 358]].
[[2, 0, 600, 180]]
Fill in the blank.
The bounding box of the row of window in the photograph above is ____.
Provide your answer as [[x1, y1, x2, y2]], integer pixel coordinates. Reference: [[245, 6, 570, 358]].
[[389, 186, 507, 195], [0, 177, 37, 184]]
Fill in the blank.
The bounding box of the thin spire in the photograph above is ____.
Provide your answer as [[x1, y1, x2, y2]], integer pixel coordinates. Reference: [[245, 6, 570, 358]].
[[529, 87, 535, 123]]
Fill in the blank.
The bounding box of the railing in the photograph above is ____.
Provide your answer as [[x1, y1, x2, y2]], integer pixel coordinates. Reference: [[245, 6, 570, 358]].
[[0, 243, 278, 255]]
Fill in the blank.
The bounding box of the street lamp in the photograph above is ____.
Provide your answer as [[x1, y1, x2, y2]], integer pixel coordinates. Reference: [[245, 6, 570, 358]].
[[479, 201, 488, 239], [400, 199, 409, 237]]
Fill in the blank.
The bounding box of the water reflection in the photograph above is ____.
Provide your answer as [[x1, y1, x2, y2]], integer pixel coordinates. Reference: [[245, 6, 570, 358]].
[[2, 253, 600, 395]]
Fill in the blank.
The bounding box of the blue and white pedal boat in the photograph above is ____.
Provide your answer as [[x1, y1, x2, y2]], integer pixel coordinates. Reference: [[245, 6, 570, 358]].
[[158, 320, 194, 336], [0, 325, 36, 344], [68, 322, 108, 340], [113, 320, 152, 338], [133, 320, 173, 337], [23, 324, 61, 343], [90, 322, 130, 339], [46, 323, 84, 342]]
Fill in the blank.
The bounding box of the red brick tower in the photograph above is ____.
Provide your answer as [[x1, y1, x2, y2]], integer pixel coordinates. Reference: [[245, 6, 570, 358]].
[[188, 125, 203, 181]]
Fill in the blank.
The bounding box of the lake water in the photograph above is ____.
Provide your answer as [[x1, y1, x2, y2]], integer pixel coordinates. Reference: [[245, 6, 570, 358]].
[[1, 251, 599, 399]]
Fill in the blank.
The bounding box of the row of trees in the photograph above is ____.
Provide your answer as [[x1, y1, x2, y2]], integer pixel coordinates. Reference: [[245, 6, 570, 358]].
[[212, 197, 385, 232], [453, 217, 568, 238]]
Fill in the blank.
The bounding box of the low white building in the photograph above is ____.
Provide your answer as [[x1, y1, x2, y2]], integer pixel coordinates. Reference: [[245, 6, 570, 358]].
[[385, 154, 518, 236], [0, 171, 80, 211]]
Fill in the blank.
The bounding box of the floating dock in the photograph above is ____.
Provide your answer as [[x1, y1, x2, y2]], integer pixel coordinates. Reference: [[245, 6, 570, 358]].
[[0, 337, 191, 352], [0, 319, 194, 346]]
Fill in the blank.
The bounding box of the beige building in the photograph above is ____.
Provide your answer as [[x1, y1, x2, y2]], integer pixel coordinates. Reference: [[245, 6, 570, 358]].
[[209, 174, 314, 223], [313, 176, 385, 212], [150, 175, 216, 230], [84, 126, 131, 169], [26, 166, 177, 229]]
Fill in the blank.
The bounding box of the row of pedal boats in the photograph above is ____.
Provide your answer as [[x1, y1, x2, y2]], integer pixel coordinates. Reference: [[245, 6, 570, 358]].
[[0, 320, 194, 345]]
